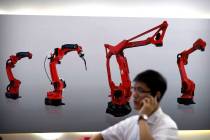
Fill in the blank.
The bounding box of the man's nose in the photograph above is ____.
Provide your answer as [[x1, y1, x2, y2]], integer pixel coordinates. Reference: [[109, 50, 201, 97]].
[[132, 91, 138, 98]]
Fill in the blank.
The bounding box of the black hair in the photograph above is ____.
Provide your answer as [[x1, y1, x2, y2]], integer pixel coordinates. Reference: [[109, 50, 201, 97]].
[[133, 69, 167, 101]]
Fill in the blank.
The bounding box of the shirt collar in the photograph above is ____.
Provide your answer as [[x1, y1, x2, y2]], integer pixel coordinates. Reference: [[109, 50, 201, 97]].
[[147, 107, 163, 124]]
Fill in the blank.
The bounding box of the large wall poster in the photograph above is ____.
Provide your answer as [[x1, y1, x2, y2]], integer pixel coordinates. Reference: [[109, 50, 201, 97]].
[[0, 15, 209, 133]]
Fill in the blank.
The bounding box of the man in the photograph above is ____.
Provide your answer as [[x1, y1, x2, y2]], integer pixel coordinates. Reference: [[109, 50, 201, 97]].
[[91, 70, 178, 140]]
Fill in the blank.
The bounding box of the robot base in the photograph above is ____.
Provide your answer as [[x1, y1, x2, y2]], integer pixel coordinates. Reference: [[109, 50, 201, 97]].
[[45, 98, 65, 106], [177, 97, 195, 105], [106, 101, 131, 117], [5, 92, 21, 99]]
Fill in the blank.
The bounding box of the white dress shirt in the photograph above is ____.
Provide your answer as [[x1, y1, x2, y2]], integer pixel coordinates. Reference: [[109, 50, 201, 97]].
[[101, 107, 178, 140]]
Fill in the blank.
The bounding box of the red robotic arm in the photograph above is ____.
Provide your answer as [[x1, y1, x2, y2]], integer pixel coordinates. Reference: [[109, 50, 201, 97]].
[[105, 21, 168, 117], [177, 39, 206, 105], [5, 52, 32, 99], [45, 44, 87, 106]]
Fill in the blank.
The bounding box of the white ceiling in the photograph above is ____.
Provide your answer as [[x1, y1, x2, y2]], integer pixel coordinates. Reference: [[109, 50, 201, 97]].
[[0, 0, 209, 18]]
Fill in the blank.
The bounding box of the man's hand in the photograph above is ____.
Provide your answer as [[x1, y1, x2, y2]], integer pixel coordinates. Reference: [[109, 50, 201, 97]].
[[139, 95, 159, 117], [138, 95, 159, 140]]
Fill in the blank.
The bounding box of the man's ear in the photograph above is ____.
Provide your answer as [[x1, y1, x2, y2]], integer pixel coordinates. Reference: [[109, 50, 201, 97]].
[[156, 91, 161, 102]]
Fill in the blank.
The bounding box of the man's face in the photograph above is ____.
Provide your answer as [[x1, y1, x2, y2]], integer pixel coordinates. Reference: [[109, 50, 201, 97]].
[[132, 81, 152, 111]]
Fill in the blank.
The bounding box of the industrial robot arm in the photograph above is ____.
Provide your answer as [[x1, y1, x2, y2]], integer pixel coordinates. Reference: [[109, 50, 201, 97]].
[[105, 21, 168, 117], [5, 52, 32, 99], [45, 44, 87, 106], [177, 39, 206, 105]]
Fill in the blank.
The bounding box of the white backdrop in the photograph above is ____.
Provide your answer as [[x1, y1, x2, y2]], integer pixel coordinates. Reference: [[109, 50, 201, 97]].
[[0, 15, 209, 132]]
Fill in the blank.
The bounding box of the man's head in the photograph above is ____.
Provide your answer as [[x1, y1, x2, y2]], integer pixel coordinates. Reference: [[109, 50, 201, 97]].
[[132, 70, 167, 110]]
